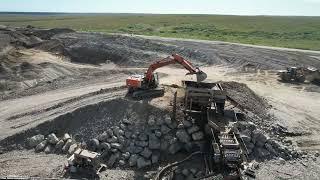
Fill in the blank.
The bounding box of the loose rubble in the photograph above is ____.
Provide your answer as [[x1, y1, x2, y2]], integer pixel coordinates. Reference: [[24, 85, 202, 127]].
[[235, 121, 301, 160]]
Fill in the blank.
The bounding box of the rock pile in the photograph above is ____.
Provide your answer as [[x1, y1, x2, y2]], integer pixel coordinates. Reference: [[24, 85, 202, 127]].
[[26, 133, 78, 155], [236, 121, 302, 160], [86, 114, 204, 169], [101, 115, 204, 168], [25, 113, 205, 169]]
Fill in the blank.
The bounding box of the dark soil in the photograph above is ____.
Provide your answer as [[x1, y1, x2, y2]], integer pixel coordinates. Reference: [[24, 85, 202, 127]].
[[221, 81, 269, 115]]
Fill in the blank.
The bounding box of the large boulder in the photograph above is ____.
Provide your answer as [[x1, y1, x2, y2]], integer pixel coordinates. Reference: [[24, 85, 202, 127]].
[[160, 139, 169, 151], [106, 128, 114, 137], [68, 143, 78, 154], [113, 127, 124, 138], [118, 136, 126, 145], [26, 134, 44, 148], [97, 132, 109, 142], [107, 153, 120, 167], [254, 147, 270, 158], [191, 131, 204, 141], [168, 142, 183, 154], [265, 143, 277, 155], [240, 134, 251, 143], [135, 141, 148, 147], [35, 140, 47, 152], [129, 154, 138, 167], [164, 115, 172, 125], [148, 115, 156, 126], [125, 131, 132, 139], [62, 133, 71, 141], [137, 156, 151, 169], [55, 139, 65, 150], [187, 126, 200, 134], [47, 133, 59, 144], [99, 142, 111, 152], [151, 151, 160, 164], [139, 133, 148, 141], [107, 136, 118, 143], [140, 148, 152, 158], [252, 130, 268, 147], [156, 117, 165, 126], [176, 129, 191, 143], [44, 144, 54, 154], [149, 134, 161, 150], [88, 138, 100, 151], [62, 139, 73, 152], [127, 144, 143, 154], [122, 152, 131, 160], [161, 125, 171, 134], [183, 120, 192, 128], [111, 143, 123, 150]]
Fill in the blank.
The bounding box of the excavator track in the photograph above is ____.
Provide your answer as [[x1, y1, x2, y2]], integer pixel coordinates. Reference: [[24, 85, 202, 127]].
[[131, 87, 165, 99]]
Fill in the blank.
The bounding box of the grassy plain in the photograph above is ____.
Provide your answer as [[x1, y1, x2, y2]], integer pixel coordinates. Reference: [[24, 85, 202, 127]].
[[0, 14, 320, 50]]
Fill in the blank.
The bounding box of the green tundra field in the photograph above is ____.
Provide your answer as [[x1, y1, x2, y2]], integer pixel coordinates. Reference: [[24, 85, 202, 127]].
[[1, 14, 320, 50]]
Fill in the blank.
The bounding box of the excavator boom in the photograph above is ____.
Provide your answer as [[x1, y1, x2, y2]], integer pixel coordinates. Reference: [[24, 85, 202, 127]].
[[145, 54, 207, 82], [126, 54, 207, 99]]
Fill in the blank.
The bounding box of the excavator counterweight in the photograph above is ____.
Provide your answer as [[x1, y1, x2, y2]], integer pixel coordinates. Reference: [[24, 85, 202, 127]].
[[126, 54, 207, 99]]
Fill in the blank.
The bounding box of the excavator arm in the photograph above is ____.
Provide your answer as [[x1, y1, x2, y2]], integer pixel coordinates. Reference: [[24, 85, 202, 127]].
[[145, 54, 207, 82]]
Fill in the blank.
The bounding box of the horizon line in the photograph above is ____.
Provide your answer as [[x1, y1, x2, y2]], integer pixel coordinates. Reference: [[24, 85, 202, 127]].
[[0, 11, 319, 17]]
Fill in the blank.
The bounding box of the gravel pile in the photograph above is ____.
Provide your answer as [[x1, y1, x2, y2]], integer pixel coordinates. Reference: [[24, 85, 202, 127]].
[[221, 81, 269, 115]]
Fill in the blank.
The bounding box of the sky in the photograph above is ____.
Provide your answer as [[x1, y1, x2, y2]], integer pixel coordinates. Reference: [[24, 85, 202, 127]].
[[0, 0, 320, 16]]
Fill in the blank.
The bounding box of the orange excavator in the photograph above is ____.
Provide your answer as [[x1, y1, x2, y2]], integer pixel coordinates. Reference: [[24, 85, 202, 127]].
[[126, 54, 207, 98]]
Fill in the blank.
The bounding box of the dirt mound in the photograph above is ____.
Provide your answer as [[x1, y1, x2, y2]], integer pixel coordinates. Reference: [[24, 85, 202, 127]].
[[32, 28, 74, 40], [51, 33, 215, 66], [221, 81, 269, 115], [58, 34, 159, 65], [1, 30, 42, 48], [0, 26, 74, 49], [35, 39, 65, 53], [51, 33, 165, 66]]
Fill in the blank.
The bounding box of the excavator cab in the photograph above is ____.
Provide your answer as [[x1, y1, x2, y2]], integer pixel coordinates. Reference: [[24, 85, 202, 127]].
[[126, 72, 164, 99], [145, 72, 160, 88]]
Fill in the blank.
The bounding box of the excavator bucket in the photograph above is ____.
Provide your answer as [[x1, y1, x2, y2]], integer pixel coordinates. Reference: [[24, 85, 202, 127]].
[[196, 71, 207, 82]]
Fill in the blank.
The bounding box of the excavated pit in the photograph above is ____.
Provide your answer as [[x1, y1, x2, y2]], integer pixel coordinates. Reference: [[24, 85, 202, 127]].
[[0, 97, 208, 178], [0, 98, 169, 147], [0, 82, 296, 179]]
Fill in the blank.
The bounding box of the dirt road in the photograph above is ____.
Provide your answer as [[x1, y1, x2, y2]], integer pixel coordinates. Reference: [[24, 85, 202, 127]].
[[117, 33, 320, 55], [0, 80, 127, 140]]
